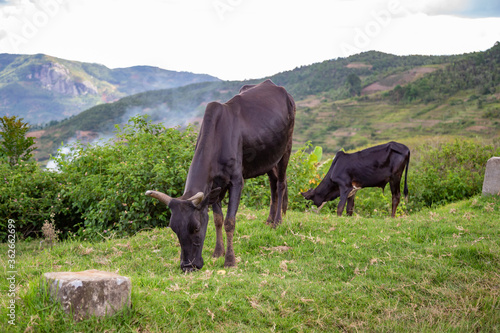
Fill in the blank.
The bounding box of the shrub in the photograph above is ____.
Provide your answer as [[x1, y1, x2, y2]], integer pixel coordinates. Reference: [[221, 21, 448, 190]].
[[0, 161, 69, 241], [54, 115, 197, 240], [408, 140, 500, 209]]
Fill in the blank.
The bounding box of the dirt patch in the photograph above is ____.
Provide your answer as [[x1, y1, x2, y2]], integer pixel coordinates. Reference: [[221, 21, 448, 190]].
[[260, 246, 292, 254], [331, 129, 356, 137], [362, 82, 389, 95], [26, 130, 46, 139], [466, 125, 491, 132], [346, 62, 372, 69], [297, 97, 322, 108], [361, 66, 439, 95], [76, 130, 99, 142]]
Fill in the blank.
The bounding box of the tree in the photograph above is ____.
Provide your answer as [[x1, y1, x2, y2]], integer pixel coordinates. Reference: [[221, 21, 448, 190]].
[[0, 116, 37, 166], [345, 73, 362, 97]]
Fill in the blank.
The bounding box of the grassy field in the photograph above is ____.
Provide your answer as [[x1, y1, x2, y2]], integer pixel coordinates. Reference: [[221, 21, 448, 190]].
[[1, 195, 499, 332]]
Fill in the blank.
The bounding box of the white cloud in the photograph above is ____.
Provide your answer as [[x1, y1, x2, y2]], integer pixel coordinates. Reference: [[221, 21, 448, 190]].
[[0, 0, 499, 80], [400, 0, 500, 18]]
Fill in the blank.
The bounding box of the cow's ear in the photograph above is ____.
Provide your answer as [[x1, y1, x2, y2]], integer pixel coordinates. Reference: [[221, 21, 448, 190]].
[[201, 187, 221, 206]]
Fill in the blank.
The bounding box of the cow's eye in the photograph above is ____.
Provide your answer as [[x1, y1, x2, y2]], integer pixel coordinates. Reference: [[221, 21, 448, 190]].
[[189, 222, 201, 234]]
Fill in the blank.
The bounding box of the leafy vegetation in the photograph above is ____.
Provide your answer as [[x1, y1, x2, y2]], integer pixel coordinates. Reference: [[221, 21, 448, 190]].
[[0, 160, 66, 242], [409, 140, 500, 208], [54, 116, 199, 240], [1, 196, 498, 332], [0, 116, 37, 166]]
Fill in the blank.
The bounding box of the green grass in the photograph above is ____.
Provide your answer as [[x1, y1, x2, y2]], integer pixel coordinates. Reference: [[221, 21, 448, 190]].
[[1, 195, 499, 332]]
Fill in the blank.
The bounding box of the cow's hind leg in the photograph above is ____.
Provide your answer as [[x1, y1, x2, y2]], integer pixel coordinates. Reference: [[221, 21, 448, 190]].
[[271, 153, 291, 228], [266, 168, 278, 225], [212, 201, 225, 258], [389, 179, 401, 218]]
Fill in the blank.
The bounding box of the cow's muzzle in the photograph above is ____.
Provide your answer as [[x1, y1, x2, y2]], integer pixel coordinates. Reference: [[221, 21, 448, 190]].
[[180, 259, 203, 272]]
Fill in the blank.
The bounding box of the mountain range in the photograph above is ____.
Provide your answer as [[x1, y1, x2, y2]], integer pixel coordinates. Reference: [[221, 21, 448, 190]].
[[0, 53, 220, 124], [2, 43, 500, 165]]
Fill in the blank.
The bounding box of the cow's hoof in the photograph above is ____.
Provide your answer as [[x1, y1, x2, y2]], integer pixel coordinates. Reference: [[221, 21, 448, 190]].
[[212, 247, 225, 258], [266, 219, 282, 228], [224, 253, 236, 267]]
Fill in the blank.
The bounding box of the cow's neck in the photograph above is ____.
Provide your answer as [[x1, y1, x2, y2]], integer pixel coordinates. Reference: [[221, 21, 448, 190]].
[[183, 102, 231, 199], [183, 147, 214, 198]]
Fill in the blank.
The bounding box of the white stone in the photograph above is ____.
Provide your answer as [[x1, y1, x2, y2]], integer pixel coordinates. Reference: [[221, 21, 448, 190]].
[[482, 157, 500, 196], [44, 269, 131, 321]]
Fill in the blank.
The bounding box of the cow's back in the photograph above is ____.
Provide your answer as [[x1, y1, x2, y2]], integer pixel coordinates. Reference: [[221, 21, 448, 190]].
[[330, 142, 409, 188], [229, 80, 295, 178]]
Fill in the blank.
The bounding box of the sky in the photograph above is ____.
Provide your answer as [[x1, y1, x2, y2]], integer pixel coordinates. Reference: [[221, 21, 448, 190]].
[[0, 0, 500, 81]]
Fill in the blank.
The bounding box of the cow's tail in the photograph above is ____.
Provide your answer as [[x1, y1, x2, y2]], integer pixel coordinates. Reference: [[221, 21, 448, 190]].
[[403, 150, 410, 200]]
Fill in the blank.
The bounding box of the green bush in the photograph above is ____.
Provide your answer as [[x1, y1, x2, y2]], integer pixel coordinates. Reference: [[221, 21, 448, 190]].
[[0, 161, 71, 241], [53, 115, 197, 240], [408, 140, 500, 209]]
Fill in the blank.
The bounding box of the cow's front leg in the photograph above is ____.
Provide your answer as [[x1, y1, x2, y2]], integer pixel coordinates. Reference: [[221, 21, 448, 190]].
[[337, 186, 352, 217], [346, 196, 355, 216], [224, 177, 243, 267], [212, 202, 225, 258]]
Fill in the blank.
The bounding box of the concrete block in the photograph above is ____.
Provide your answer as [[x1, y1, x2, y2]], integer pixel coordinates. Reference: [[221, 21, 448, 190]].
[[44, 269, 131, 321], [482, 157, 500, 196]]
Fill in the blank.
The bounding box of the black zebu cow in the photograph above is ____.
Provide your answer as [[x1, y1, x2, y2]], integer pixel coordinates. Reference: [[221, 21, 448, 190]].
[[146, 80, 295, 271], [302, 142, 410, 217]]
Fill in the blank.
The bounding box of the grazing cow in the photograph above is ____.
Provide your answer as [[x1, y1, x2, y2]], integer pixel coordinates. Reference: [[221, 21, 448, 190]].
[[145, 80, 295, 271], [302, 142, 410, 217]]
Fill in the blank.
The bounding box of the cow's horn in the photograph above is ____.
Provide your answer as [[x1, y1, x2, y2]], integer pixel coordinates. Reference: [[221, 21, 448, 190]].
[[145, 190, 172, 205], [187, 192, 204, 206], [317, 202, 327, 212]]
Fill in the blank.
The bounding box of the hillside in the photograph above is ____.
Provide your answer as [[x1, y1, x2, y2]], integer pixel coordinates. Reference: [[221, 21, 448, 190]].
[[268, 51, 463, 100], [296, 42, 500, 152], [0, 54, 220, 124], [31, 44, 500, 164]]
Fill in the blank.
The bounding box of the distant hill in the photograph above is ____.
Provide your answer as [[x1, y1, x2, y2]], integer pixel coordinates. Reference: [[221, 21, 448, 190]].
[[31, 44, 500, 164], [0, 53, 220, 124], [268, 51, 463, 100]]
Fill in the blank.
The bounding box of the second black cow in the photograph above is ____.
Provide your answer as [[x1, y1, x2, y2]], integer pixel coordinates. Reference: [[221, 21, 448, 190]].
[[302, 141, 410, 217]]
